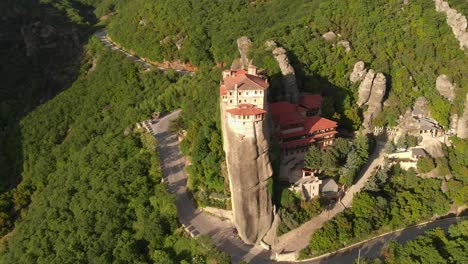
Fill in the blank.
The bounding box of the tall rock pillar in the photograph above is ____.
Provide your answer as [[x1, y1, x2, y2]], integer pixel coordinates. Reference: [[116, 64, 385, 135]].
[[219, 67, 273, 244]]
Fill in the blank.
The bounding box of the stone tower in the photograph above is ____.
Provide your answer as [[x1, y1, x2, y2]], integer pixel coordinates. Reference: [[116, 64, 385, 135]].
[[219, 66, 273, 244]]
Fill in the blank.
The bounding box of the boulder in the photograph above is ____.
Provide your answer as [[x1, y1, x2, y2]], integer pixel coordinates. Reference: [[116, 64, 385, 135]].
[[436, 74, 456, 102], [457, 94, 468, 138], [338, 40, 352, 52], [350, 61, 367, 83], [357, 69, 375, 106], [434, 0, 468, 50], [237, 36, 252, 69], [322, 31, 337, 42]]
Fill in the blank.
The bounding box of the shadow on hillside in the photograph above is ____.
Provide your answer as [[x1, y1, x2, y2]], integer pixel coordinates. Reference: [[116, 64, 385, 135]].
[[0, 0, 102, 196]]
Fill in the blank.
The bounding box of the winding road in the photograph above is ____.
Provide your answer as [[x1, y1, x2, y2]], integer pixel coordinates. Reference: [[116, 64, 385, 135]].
[[94, 31, 195, 75], [96, 32, 464, 263]]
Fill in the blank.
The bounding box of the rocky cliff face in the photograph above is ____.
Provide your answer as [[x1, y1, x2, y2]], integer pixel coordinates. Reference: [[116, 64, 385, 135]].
[[357, 69, 375, 106], [237, 36, 252, 69], [266, 40, 299, 103], [434, 0, 468, 50], [220, 103, 273, 244], [436, 74, 456, 102], [457, 94, 468, 138], [363, 73, 386, 132], [352, 61, 387, 132]]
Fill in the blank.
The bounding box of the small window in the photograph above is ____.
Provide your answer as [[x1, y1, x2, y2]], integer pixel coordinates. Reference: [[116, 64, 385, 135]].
[[239, 92, 242, 95], [239, 100, 241, 103], [229, 92, 233, 96], [230, 100, 233, 103]]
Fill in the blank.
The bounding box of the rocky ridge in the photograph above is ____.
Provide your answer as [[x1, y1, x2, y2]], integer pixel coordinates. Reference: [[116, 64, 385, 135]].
[[266, 40, 299, 103], [352, 62, 387, 132], [434, 0, 468, 50], [237, 36, 252, 69]]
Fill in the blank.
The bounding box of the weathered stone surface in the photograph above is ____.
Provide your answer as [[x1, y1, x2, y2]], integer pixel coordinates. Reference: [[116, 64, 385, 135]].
[[338, 40, 352, 52], [434, 0, 468, 50], [357, 69, 375, 106], [350, 61, 367, 83], [457, 94, 468, 138], [266, 41, 299, 103], [363, 73, 386, 132], [412, 97, 431, 118], [322, 31, 337, 42], [436, 74, 456, 102], [450, 113, 458, 134], [220, 103, 273, 244], [237, 36, 252, 69]]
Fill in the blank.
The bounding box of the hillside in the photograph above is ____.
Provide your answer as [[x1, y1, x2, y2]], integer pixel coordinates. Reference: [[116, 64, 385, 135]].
[[0, 0, 466, 262]]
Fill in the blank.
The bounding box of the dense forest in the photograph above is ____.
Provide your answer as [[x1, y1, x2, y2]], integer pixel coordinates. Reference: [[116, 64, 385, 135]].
[[0, 35, 228, 263], [1, 0, 467, 262], [364, 220, 468, 264]]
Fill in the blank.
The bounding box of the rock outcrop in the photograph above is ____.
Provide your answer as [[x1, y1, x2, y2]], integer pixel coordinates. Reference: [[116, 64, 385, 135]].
[[434, 0, 468, 50], [363, 73, 386, 131], [457, 94, 468, 138], [450, 113, 458, 134], [436, 74, 456, 102], [322, 31, 337, 42], [221, 109, 273, 244], [357, 69, 376, 106], [337, 40, 352, 53], [412, 97, 431, 118], [350, 61, 368, 84], [237, 36, 252, 69], [266, 41, 299, 103]]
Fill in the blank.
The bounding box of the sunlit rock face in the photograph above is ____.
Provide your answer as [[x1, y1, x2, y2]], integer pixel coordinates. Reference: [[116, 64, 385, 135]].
[[436, 74, 456, 102], [266, 40, 299, 103], [457, 94, 468, 139], [350, 61, 367, 84], [220, 104, 273, 244], [434, 0, 468, 50]]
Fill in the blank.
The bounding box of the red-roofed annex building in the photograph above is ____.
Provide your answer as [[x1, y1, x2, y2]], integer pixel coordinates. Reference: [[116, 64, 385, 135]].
[[270, 96, 337, 155]]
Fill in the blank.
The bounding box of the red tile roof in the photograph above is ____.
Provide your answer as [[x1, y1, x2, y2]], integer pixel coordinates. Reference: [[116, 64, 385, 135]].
[[223, 70, 269, 91], [226, 104, 267, 116], [276, 112, 305, 126], [299, 94, 323, 109], [305, 116, 338, 132], [269, 101, 297, 115], [220, 85, 227, 96]]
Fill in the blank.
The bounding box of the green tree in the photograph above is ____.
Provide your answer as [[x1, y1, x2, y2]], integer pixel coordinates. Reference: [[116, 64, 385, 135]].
[[305, 145, 322, 169]]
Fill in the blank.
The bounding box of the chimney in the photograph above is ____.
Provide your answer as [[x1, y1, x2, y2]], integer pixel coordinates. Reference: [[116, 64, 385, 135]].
[[247, 64, 257, 76]]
